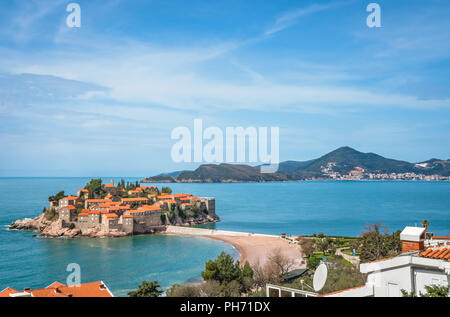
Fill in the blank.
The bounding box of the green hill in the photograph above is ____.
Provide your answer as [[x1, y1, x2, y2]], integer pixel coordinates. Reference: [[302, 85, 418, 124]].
[[142, 147, 450, 182]]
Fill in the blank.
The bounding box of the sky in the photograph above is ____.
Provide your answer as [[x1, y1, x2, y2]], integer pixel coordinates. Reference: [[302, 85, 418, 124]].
[[0, 0, 449, 176]]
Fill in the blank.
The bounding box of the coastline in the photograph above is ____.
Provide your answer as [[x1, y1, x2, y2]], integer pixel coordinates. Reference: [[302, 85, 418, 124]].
[[163, 226, 305, 268]]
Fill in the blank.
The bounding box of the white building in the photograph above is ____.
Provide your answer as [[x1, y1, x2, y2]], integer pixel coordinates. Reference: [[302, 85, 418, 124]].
[[323, 227, 450, 297]]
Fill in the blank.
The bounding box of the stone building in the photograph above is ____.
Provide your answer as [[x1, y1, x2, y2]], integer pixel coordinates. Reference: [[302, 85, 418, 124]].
[[59, 205, 77, 223], [200, 198, 216, 217]]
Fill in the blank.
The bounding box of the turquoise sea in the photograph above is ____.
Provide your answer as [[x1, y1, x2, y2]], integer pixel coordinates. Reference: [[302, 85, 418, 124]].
[[1, 178, 449, 296]]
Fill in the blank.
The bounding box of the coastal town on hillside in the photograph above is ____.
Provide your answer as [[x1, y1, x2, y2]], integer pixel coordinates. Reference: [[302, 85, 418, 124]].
[[10, 179, 218, 238], [320, 164, 450, 181]]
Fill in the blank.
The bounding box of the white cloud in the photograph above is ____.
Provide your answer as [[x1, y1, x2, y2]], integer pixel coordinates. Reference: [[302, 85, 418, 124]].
[[265, 1, 352, 36]]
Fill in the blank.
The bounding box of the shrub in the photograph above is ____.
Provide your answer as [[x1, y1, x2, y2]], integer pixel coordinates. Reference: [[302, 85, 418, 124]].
[[166, 284, 201, 297], [128, 280, 163, 297], [44, 208, 58, 221]]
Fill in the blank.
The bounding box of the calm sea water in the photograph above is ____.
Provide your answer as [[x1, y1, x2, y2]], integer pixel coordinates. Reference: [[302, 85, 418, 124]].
[[1, 178, 449, 296]]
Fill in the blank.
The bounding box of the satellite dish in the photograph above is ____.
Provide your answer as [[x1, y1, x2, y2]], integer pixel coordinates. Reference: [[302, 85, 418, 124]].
[[313, 263, 328, 292]]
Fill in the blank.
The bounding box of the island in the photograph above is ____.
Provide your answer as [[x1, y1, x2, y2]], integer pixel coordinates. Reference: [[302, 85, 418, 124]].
[[10, 179, 218, 238]]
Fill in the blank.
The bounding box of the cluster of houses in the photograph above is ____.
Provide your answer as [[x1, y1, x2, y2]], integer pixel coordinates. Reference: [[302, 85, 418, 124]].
[[53, 181, 216, 235], [321, 163, 450, 181]]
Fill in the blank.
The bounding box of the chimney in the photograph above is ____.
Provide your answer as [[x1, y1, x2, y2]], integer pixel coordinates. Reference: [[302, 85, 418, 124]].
[[400, 226, 426, 253]]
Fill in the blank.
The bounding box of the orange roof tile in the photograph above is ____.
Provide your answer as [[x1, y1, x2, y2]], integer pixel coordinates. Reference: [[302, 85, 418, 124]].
[[161, 199, 177, 204], [67, 205, 76, 210], [174, 193, 192, 198], [0, 287, 20, 297], [320, 285, 366, 297], [419, 247, 450, 261], [66, 196, 78, 200], [121, 198, 148, 202], [1, 281, 113, 297], [86, 199, 112, 203]]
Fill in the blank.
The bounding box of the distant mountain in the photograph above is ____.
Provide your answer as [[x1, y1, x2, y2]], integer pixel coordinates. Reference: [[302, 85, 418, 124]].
[[302, 146, 414, 174], [142, 147, 450, 183], [414, 158, 450, 176], [175, 164, 287, 182], [157, 170, 188, 177]]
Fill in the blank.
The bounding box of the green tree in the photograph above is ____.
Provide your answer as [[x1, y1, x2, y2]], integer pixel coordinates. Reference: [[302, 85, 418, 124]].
[[359, 224, 401, 262], [299, 238, 315, 258], [48, 191, 65, 202], [85, 179, 105, 199], [242, 261, 253, 279], [402, 285, 450, 297], [421, 219, 429, 230], [44, 208, 58, 221], [166, 283, 201, 297], [201, 252, 242, 285], [401, 289, 416, 297], [162, 186, 172, 194], [420, 285, 450, 297], [128, 280, 163, 297]]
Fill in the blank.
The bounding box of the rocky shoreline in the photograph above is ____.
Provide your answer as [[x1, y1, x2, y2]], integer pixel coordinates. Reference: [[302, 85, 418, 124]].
[[9, 214, 218, 238]]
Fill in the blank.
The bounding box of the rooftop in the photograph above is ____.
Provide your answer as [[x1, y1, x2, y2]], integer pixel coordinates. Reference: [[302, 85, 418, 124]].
[[0, 281, 113, 297]]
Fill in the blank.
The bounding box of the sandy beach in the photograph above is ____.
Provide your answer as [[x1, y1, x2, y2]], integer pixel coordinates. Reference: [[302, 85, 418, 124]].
[[165, 226, 305, 269]]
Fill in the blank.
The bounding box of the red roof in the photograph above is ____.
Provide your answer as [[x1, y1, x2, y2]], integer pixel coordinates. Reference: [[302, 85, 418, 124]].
[[121, 198, 148, 202], [320, 285, 366, 297], [66, 196, 78, 200], [86, 199, 112, 203], [0, 281, 113, 297], [419, 247, 450, 260], [67, 205, 76, 210]]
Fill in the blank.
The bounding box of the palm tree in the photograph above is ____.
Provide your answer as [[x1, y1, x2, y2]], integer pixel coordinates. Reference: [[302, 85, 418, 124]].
[[421, 219, 429, 230]]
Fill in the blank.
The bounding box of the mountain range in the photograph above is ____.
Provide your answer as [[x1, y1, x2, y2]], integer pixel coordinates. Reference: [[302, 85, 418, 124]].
[[141, 147, 450, 183]]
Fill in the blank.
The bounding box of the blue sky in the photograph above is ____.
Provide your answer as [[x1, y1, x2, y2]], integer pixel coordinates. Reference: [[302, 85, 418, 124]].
[[0, 0, 449, 176]]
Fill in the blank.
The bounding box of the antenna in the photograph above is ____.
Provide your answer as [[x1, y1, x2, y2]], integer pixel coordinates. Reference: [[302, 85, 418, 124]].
[[313, 263, 328, 292]]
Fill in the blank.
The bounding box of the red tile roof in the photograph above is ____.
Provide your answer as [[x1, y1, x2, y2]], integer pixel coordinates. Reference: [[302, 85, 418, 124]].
[[419, 246, 450, 261], [121, 198, 148, 202], [0, 281, 113, 297], [319, 285, 366, 297], [0, 287, 19, 297], [86, 199, 112, 203]]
